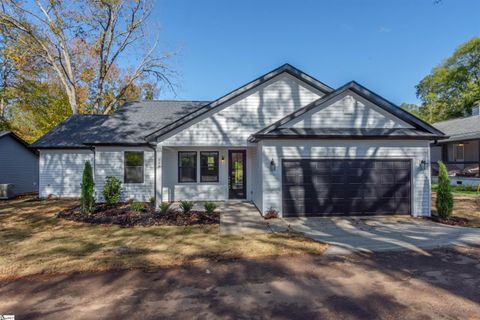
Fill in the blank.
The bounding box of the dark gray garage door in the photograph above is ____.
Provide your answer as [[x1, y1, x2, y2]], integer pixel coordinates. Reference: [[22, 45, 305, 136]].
[[282, 159, 411, 217]]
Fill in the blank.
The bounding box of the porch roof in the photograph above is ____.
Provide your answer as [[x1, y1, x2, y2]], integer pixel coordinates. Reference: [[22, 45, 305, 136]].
[[433, 115, 480, 143]]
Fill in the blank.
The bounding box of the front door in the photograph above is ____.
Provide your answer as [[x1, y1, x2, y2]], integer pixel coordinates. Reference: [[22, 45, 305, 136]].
[[228, 150, 246, 199]]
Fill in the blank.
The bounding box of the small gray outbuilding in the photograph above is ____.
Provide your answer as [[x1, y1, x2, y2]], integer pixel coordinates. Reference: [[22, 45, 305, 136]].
[[0, 131, 39, 198]]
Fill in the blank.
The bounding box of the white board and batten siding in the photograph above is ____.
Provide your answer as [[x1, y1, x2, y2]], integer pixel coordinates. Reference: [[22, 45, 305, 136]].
[[281, 91, 413, 129], [159, 73, 324, 147], [95, 146, 155, 202], [39, 149, 94, 197], [259, 140, 431, 217]]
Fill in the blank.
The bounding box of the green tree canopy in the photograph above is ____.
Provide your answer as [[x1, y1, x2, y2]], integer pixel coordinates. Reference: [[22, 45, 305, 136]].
[[415, 37, 480, 123]]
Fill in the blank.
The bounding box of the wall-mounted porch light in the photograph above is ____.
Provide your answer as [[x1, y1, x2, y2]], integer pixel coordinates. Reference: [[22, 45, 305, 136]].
[[420, 160, 427, 170], [221, 155, 225, 164], [270, 158, 276, 171]]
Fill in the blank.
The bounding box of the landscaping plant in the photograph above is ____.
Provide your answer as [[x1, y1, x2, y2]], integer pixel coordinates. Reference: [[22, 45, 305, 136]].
[[80, 161, 95, 214], [204, 202, 218, 214], [436, 161, 454, 219], [103, 176, 122, 205], [130, 202, 145, 212], [264, 207, 279, 219], [159, 202, 172, 214], [179, 200, 194, 214]]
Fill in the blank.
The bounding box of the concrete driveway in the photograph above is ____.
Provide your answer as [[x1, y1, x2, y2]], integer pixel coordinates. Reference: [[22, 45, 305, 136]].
[[276, 216, 480, 254]]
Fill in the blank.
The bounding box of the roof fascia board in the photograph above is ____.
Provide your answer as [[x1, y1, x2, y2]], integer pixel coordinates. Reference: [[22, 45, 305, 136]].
[[252, 134, 445, 140]]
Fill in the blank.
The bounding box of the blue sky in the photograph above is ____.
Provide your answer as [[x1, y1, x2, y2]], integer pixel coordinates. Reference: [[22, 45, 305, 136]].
[[153, 0, 480, 104]]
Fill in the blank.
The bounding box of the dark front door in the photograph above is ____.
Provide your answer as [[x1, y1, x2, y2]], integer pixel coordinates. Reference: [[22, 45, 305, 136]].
[[282, 159, 411, 217], [228, 150, 246, 199]]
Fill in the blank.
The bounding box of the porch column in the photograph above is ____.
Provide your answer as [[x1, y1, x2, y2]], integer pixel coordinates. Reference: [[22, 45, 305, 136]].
[[155, 144, 163, 208]]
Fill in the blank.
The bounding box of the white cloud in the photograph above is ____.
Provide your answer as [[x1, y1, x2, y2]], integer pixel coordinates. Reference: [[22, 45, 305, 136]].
[[378, 26, 391, 33]]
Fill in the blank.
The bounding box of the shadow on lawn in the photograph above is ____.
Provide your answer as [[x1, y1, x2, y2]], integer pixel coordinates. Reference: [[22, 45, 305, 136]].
[[1, 246, 479, 319]]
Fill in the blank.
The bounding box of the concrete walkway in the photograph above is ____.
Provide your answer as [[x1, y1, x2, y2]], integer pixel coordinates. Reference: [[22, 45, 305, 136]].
[[219, 201, 269, 235], [274, 216, 480, 254]]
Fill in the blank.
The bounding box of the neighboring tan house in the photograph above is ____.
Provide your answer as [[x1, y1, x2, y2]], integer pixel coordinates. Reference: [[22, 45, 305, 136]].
[[0, 131, 39, 198], [431, 106, 480, 186], [31, 64, 446, 217]]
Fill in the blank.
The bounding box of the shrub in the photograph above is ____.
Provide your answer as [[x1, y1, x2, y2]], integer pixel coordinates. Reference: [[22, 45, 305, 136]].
[[80, 161, 95, 214], [179, 200, 194, 214], [149, 197, 156, 207], [103, 176, 122, 205], [130, 202, 145, 212], [204, 201, 218, 214], [436, 161, 453, 219], [264, 207, 279, 219], [159, 202, 172, 214]]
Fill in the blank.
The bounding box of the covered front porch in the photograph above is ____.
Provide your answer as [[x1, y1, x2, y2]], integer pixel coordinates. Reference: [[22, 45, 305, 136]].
[[156, 146, 259, 203], [431, 139, 480, 185]]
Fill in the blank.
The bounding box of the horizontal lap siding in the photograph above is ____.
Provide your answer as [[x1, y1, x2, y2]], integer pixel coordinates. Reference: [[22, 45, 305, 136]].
[[39, 150, 93, 197], [283, 91, 413, 129], [161, 74, 323, 146], [261, 140, 431, 217], [95, 147, 154, 202], [0, 136, 38, 195]]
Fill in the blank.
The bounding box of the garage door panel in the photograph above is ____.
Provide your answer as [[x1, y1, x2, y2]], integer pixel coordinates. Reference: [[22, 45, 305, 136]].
[[282, 159, 411, 217]]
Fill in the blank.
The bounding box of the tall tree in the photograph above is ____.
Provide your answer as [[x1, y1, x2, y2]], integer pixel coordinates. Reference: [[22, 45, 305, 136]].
[[415, 37, 480, 123], [0, 0, 173, 115]]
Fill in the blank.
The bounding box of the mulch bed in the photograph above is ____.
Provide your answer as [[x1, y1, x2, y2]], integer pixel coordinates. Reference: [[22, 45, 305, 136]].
[[428, 215, 470, 226], [57, 202, 220, 227]]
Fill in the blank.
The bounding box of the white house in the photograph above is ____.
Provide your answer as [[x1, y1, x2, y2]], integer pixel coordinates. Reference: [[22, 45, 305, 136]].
[[31, 64, 446, 217]]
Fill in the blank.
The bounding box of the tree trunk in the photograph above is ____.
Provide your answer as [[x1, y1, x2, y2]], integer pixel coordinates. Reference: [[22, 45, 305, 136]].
[[66, 87, 78, 114]]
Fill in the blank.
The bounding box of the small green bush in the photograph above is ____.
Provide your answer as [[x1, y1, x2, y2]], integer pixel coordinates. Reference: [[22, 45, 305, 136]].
[[103, 176, 122, 205], [80, 161, 95, 214], [130, 202, 145, 212], [159, 202, 172, 214], [179, 200, 194, 214], [149, 197, 156, 207], [436, 161, 454, 219], [204, 202, 218, 214]]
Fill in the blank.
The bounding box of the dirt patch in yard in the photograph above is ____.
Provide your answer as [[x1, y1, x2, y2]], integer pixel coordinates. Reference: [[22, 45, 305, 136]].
[[57, 203, 219, 227], [1, 247, 478, 319]]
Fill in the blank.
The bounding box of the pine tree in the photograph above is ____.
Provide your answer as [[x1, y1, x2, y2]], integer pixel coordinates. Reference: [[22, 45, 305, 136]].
[[80, 161, 95, 213], [436, 161, 453, 219]]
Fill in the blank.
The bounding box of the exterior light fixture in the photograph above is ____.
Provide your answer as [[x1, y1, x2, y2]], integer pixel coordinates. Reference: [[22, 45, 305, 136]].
[[221, 155, 225, 164], [420, 160, 427, 170], [270, 158, 276, 171]]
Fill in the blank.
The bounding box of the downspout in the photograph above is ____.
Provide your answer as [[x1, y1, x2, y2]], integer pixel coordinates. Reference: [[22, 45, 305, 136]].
[[147, 144, 157, 206]]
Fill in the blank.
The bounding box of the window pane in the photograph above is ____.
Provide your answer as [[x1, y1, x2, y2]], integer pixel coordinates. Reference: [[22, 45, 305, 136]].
[[125, 167, 143, 183], [179, 167, 196, 182], [125, 151, 144, 166], [179, 152, 197, 182], [200, 152, 219, 182], [124, 151, 144, 183]]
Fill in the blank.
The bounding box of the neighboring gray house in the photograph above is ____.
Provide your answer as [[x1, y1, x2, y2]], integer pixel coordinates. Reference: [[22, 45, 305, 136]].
[[430, 107, 480, 186], [31, 64, 446, 217], [0, 131, 39, 198]]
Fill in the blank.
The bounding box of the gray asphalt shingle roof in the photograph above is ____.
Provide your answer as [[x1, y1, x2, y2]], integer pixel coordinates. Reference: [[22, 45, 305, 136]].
[[30, 115, 109, 148], [432, 115, 480, 142], [30, 100, 208, 148]]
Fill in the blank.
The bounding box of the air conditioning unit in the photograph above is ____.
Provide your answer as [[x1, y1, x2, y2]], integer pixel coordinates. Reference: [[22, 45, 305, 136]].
[[0, 184, 15, 199]]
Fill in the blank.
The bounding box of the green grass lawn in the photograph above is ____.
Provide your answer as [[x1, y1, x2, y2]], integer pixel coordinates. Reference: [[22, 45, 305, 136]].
[[0, 196, 327, 280], [431, 183, 480, 197]]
